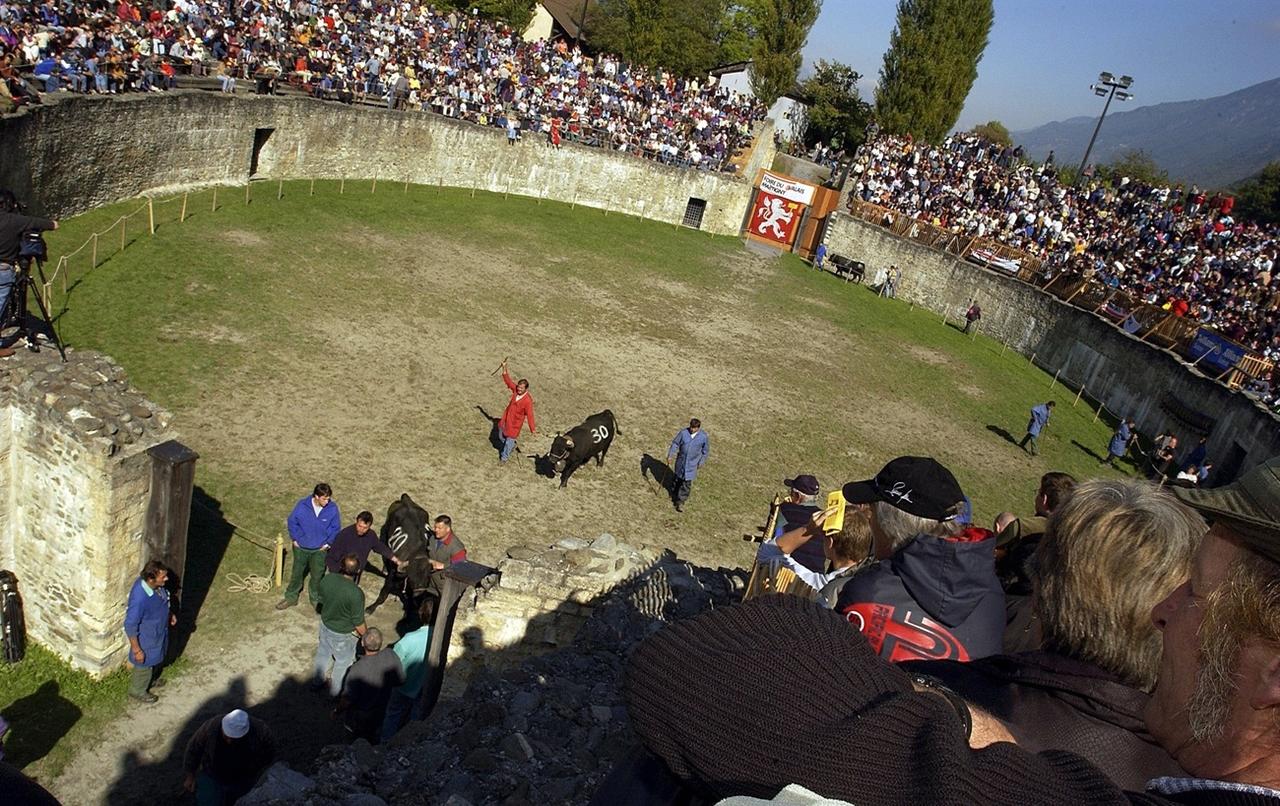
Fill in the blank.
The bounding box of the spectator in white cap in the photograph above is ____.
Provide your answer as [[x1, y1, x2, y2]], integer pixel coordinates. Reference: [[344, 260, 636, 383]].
[[182, 708, 276, 804]]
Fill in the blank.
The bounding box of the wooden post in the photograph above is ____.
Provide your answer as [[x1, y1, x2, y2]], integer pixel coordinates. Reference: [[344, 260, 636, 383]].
[[180, 192, 188, 223], [91, 232, 98, 269], [61, 262, 67, 295], [340, 177, 345, 194], [274, 534, 285, 588], [277, 178, 283, 199], [121, 217, 126, 251], [310, 178, 315, 196], [571, 191, 577, 210], [372, 175, 377, 193], [1000, 338, 1008, 355], [147, 197, 155, 235], [1028, 351, 1036, 367], [1094, 400, 1104, 423], [42, 283, 51, 316], [1073, 384, 1085, 407], [1050, 368, 1061, 389], [470, 179, 476, 199], [438, 177, 442, 196], [245, 182, 251, 205], [404, 177, 409, 194], [212, 185, 218, 211]]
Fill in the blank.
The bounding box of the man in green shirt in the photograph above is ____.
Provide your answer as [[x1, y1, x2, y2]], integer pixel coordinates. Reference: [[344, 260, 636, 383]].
[[380, 597, 436, 741], [312, 554, 366, 697]]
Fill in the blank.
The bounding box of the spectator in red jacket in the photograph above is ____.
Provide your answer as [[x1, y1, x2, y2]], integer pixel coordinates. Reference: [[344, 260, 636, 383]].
[[497, 358, 535, 463]]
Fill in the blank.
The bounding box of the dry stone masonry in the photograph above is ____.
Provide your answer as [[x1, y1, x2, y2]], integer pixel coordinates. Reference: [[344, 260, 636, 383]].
[[0, 345, 176, 676], [243, 535, 747, 806]]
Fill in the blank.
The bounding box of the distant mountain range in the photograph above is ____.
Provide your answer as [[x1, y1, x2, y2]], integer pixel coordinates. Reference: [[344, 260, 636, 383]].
[[1012, 77, 1280, 189]]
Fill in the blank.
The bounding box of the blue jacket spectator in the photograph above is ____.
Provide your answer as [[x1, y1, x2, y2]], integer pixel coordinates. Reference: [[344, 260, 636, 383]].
[[287, 492, 340, 550], [669, 426, 710, 481]]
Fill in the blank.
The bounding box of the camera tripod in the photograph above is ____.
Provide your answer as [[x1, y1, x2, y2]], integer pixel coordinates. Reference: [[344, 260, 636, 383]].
[[1, 256, 66, 362]]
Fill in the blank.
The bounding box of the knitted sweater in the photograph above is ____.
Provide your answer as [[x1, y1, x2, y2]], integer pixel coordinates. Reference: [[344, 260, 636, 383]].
[[623, 595, 1277, 806]]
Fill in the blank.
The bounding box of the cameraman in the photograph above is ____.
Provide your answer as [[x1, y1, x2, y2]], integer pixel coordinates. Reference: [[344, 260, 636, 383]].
[[0, 190, 58, 346]]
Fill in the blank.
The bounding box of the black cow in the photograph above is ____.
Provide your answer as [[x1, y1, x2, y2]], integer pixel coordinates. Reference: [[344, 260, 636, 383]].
[[547, 410, 619, 488], [365, 493, 438, 615]]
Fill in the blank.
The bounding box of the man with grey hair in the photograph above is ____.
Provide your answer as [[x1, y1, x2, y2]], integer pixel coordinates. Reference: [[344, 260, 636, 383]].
[[901, 478, 1200, 789], [835, 456, 1004, 662], [336, 627, 404, 743]]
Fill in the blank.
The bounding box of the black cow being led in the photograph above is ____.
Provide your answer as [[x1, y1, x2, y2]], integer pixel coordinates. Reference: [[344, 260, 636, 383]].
[[365, 493, 436, 615], [547, 410, 619, 488]]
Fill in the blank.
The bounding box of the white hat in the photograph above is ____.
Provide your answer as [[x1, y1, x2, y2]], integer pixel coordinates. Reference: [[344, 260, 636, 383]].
[[221, 709, 250, 739]]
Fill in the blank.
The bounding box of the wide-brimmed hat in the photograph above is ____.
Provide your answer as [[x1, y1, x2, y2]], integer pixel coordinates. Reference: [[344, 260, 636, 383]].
[[1173, 455, 1280, 564], [842, 456, 965, 522]]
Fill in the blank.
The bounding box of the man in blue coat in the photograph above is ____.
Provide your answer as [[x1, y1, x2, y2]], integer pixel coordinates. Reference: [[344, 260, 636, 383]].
[[1018, 401, 1055, 455], [125, 560, 176, 704], [667, 418, 710, 513], [277, 482, 341, 610], [1103, 418, 1137, 467]]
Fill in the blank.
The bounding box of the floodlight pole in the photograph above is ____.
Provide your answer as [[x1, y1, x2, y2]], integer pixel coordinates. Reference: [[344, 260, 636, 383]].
[[1076, 73, 1133, 185]]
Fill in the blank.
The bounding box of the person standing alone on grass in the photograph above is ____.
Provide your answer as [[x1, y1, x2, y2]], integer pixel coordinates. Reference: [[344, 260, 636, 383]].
[[813, 242, 827, 272], [312, 554, 367, 698], [497, 359, 536, 463], [1018, 400, 1054, 455], [1103, 418, 1136, 467], [963, 301, 982, 334], [124, 560, 176, 704], [667, 418, 709, 512], [277, 482, 340, 610]]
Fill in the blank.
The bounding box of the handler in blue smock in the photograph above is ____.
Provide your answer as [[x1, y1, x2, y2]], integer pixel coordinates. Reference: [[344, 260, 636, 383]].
[[667, 418, 710, 513], [1103, 418, 1136, 467], [125, 560, 176, 703], [277, 482, 341, 610], [1018, 401, 1055, 455]]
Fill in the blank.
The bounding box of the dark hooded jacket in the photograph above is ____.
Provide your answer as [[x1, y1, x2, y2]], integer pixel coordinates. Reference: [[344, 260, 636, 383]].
[[900, 651, 1184, 790], [835, 528, 1004, 662]]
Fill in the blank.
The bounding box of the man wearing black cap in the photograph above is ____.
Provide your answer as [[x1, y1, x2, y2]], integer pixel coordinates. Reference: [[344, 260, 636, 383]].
[[774, 474, 825, 573], [835, 456, 1004, 662]]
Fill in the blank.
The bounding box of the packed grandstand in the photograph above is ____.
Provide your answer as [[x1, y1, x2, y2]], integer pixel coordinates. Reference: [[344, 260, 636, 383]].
[[0, 0, 766, 171]]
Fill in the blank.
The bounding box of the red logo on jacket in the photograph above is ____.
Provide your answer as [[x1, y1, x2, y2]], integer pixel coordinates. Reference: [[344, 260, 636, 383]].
[[842, 603, 970, 662]]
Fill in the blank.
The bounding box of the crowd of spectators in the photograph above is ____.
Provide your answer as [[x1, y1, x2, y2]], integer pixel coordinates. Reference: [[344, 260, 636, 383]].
[[0, 0, 766, 171], [848, 132, 1280, 376]]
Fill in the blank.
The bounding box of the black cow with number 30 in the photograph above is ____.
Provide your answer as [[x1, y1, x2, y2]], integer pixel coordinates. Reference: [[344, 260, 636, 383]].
[[546, 410, 619, 488]]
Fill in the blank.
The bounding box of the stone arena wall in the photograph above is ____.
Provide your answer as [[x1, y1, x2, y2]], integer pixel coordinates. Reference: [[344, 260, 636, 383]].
[[823, 212, 1280, 475], [0, 92, 773, 235], [0, 349, 176, 676]]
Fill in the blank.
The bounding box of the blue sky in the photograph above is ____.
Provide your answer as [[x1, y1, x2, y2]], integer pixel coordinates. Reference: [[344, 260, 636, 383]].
[[802, 0, 1280, 132]]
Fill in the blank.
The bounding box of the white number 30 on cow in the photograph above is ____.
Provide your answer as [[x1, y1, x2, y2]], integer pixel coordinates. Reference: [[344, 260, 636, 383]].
[[591, 425, 610, 444]]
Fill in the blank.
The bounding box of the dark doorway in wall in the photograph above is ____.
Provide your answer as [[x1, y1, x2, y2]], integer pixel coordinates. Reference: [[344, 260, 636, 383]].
[[1215, 441, 1248, 486], [683, 197, 707, 229], [250, 128, 275, 177]]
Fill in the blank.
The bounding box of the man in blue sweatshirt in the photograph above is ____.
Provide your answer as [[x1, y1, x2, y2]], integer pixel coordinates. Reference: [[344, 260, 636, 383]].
[[277, 482, 341, 610]]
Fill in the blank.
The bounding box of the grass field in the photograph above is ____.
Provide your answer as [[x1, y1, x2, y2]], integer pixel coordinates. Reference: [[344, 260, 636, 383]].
[[2, 179, 1137, 786]]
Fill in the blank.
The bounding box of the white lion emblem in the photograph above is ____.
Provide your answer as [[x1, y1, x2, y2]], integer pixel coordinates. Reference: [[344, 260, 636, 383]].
[[755, 196, 794, 238]]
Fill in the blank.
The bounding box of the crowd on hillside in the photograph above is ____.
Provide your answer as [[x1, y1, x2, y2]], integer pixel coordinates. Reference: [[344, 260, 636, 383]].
[[849, 132, 1280, 370], [0, 0, 765, 171]]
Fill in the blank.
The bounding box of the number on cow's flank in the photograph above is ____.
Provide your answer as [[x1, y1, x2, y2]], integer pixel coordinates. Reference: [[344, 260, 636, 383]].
[[591, 425, 610, 444], [389, 526, 410, 554]]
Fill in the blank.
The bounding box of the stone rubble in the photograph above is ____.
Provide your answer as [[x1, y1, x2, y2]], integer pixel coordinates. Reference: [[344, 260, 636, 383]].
[[245, 534, 747, 805]]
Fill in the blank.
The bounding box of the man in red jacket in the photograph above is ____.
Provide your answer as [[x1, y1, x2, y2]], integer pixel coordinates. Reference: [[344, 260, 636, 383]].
[[497, 358, 536, 462]]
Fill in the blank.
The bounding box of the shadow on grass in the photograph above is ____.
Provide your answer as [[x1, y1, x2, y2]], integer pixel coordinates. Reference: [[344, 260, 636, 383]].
[[168, 487, 237, 661], [986, 425, 1021, 447], [0, 681, 82, 767], [1071, 439, 1111, 464], [474, 405, 503, 454], [640, 454, 675, 503]]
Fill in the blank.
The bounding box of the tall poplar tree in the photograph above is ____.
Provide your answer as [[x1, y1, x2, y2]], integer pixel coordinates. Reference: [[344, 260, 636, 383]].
[[748, 0, 822, 106], [874, 0, 994, 142]]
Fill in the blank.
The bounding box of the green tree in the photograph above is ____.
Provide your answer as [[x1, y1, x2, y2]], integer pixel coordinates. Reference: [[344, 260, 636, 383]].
[[971, 120, 1011, 147], [716, 1, 764, 65], [796, 60, 872, 149], [438, 0, 537, 32], [1106, 149, 1168, 186], [588, 0, 741, 76], [748, 0, 823, 106], [874, 0, 995, 142], [1236, 162, 1280, 224]]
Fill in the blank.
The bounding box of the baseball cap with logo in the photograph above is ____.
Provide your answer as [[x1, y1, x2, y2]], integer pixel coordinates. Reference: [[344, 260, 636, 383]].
[[784, 474, 820, 496], [841, 456, 966, 522], [1172, 455, 1280, 565], [221, 709, 250, 740]]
